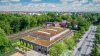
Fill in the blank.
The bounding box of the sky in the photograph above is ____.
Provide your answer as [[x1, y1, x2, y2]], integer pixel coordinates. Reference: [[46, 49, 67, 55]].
[[0, 0, 100, 12]]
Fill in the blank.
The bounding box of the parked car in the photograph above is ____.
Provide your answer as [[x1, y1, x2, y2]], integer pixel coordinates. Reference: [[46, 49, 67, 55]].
[[78, 47, 81, 51]]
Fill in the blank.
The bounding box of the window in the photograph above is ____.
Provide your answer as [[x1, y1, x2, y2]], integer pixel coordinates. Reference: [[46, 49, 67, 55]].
[[38, 49, 41, 51]]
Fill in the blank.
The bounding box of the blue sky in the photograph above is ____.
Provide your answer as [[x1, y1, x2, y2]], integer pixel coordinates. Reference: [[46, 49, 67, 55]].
[[0, 0, 100, 12]]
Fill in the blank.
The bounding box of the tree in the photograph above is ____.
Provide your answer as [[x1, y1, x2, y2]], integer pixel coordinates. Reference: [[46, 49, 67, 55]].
[[49, 43, 66, 56], [0, 21, 11, 34], [96, 25, 100, 33], [30, 17, 37, 27], [64, 38, 76, 50], [73, 31, 82, 42], [0, 28, 11, 53], [20, 18, 30, 30], [91, 46, 99, 56], [10, 18, 20, 33], [95, 34, 100, 44]]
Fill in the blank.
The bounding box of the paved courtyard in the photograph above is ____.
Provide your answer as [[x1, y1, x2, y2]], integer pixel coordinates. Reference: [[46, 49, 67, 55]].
[[25, 50, 49, 56], [11, 52, 24, 56]]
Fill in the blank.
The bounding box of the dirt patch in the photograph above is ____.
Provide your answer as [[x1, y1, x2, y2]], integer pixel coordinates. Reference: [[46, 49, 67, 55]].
[[11, 52, 24, 56]]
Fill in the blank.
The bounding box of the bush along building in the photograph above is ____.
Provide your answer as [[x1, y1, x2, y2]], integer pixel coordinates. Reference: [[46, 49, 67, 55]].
[[19, 21, 73, 55]]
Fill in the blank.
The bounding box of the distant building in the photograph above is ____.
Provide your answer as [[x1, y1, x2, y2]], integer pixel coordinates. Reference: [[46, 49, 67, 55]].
[[43, 21, 67, 28], [43, 22, 61, 28], [60, 20, 67, 28]]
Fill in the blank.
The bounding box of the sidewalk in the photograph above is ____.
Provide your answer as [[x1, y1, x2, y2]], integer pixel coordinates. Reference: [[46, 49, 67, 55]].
[[25, 50, 49, 56]]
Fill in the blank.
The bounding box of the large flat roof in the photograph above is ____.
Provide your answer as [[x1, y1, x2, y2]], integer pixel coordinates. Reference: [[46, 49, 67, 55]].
[[21, 27, 73, 47], [32, 27, 66, 38]]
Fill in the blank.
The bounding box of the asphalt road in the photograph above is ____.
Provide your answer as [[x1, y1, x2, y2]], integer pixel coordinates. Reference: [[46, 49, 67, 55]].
[[74, 25, 97, 56]]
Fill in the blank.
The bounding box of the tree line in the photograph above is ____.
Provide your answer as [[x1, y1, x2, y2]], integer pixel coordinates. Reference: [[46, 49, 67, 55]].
[[0, 13, 100, 35]]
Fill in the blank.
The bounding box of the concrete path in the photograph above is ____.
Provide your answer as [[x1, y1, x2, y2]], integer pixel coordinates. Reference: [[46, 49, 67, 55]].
[[25, 50, 48, 56]]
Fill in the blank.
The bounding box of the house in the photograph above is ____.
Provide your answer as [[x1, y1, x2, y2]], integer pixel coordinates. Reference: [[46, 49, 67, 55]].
[[60, 20, 67, 28], [43, 22, 60, 28], [43, 21, 67, 28]]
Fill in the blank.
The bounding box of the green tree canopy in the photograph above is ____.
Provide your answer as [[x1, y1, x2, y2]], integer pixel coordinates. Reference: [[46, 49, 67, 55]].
[[0, 28, 11, 52], [64, 38, 76, 50], [49, 43, 66, 56]]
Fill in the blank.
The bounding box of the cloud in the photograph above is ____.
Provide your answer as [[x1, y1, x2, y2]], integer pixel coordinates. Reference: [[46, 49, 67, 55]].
[[93, 0, 100, 2], [0, 0, 20, 2], [95, 4, 100, 6], [60, 0, 74, 2], [10, 0, 20, 2], [72, 3, 82, 6], [80, 0, 88, 3], [0, 0, 100, 12], [0, 0, 8, 2], [32, 0, 42, 2]]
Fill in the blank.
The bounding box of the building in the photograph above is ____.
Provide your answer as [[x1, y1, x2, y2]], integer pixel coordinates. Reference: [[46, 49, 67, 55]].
[[19, 26, 73, 55], [43, 22, 61, 28], [60, 20, 67, 28], [43, 21, 67, 28]]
